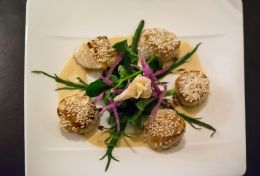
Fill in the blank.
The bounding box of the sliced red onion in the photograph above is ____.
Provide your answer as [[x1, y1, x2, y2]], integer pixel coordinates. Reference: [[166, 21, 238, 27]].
[[140, 54, 156, 81], [100, 75, 113, 86], [100, 103, 116, 114], [126, 79, 131, 88], [149, 84, 167, 123], [140, 54, 161, 97], [156, 81, 168, 85], [151, 82, 161, 97], [130, 64, 142, 70], [109, 98, 120, 132], [105, 52, 124, 79], [154, 66, 169, 77], [112, 89, 124, 94], [161, 99, 172, 108], [94, 92, 104, 103], [99, 99, 121, 132]]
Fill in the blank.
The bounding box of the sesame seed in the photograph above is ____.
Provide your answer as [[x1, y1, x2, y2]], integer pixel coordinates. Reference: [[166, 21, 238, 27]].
[[87, 36, 116, 65], [146, 109, 185, 138], [58, 94, 99, 134], [138, 28, 180, 62], [177, 71, 209, 103]]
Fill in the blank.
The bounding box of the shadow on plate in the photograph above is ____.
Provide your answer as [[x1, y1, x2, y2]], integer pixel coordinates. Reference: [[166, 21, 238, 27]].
[[174, 98, 208, 117], [59, 128, 96, 142], [153, 137, 186, 154]]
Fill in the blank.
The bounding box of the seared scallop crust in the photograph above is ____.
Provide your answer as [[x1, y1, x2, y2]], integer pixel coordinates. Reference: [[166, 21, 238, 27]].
[[138, 28, 180, 63], [144, 109, 186, 150], [57, 93, 100, 134], [73, 36, 117, 69], [175, 71, 209, 107]]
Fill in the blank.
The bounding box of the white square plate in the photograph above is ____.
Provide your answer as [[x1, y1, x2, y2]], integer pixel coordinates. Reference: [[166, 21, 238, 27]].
[[25, 0, 246, 175]]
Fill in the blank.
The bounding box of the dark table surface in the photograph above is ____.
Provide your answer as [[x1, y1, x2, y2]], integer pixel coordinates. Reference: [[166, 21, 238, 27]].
[[0, 0, 259, 175]]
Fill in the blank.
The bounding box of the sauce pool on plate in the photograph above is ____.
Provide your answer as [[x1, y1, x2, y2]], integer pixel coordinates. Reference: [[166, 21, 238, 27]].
[[57, 36, 204, 147]]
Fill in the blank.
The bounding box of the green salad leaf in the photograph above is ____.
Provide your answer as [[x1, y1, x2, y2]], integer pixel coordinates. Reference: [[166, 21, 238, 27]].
[[147, 56, 163, 72], [118, 65, 128, 78], [110, 75, 119, 83], [165, 88, 176, 97], [129, 98, 156, 129], [113, 40, 137, 60], [100, 130, 122, 171], [136, 98, 156, 111], [86, 79, 110, 97]]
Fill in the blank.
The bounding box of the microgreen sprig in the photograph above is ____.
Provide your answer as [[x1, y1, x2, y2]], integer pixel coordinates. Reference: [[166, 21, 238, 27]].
[[31, 71, 88, 91], [158, 43, 201, 79], [177, 112, 216, 137], [131, 19, 144, 53]]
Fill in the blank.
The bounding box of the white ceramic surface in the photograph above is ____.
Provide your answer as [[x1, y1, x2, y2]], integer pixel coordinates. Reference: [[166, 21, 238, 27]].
[[25, 0, 245, 175]]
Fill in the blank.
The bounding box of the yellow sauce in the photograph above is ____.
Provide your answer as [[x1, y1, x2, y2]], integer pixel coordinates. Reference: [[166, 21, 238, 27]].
[[86, 130, 147, 148], [58, 57, 87, 102], [57, 37, 204, 147], [176, 41, 203, 72]]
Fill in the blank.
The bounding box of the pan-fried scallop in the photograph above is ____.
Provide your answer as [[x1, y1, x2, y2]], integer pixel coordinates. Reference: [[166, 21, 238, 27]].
[[175, 71, 209, 107], [57, 93, 100, 134], [73, 36, 117, 69], [144, 109, 186, 150], [138, 28, 181, 63]]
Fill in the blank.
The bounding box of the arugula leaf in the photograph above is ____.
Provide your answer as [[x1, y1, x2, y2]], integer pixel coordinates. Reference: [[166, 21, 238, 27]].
[[165, 88, 176, 96], [158, 43, 201, 79], [100, 132, 120, 171], [129, 110, 143, 129], [104, 90, 112, 105], [118, 65, 128, 78], [142, 100, 158, 115], [129, 98, 156, 129], [113, 40, 137, 58], [113, 40, 127, 51], [147, 56, 163, 72], [110, 75, 119, 83], [86, 79, 110, 97], [131, 20, 145, 54], [100, 121, 128, 171], [113, 40, 138, 65], [136, 98, 156, 111]]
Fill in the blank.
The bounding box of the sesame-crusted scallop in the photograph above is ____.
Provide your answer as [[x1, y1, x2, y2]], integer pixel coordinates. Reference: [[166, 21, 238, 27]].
[[73, 36, 117, 69], [144, 109, 186, 150], [138, 28, 181, 63], [57, 93, 100, 135], [175, 71, 209, 107]]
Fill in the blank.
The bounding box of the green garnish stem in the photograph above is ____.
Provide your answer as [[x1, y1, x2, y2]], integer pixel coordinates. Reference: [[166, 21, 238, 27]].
[[114, 55, 157, 88], [177, 112, 216, 137], [165, 88, 176, 97], [115, 70, 142, 88], [131, 20, 145, 53], [158, 43, 201, 79]]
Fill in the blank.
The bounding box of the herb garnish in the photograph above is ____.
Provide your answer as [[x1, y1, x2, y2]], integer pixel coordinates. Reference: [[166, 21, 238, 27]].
[[31, 71, 88, 91], [177, 112, 216, 137], [131, 19, 145, 53], [158, 43, 201, 79]]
